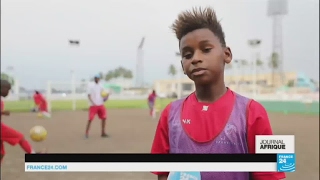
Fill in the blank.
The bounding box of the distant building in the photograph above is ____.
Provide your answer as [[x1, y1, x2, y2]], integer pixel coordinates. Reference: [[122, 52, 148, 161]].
[[154, 78, 194, 97], [153, 72, 318, 97], [106, 77, 134, 88]]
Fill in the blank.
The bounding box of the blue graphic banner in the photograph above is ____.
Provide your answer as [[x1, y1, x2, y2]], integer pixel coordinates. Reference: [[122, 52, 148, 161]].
[[277, 154, 296, 172], [168, 172, 201, 180]]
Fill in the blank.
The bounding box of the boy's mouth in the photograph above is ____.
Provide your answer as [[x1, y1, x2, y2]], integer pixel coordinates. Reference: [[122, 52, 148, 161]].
[[191, 68, 207, 76]]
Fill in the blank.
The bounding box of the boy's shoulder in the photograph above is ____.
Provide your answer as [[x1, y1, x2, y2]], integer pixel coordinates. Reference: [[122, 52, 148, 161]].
[[228, 89, 266, 111], [230, 90, 253, 104], [231, 90, 250, 99], [163, 94, 192, 113], [171, 97, 186, 105]]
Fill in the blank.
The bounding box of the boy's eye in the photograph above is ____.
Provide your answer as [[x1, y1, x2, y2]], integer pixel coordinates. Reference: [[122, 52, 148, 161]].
[[183, 53, 192, 59], [203, 48, 212, 53]]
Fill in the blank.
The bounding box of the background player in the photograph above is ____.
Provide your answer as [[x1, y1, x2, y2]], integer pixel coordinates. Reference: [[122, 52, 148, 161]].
[[1, 80, 46, 163], [85, 75, 109, 138], [33, 90, 41, 112], [33, 90, 50, 118], [151, 7, 286, 180], [148, 90, 157, 118]]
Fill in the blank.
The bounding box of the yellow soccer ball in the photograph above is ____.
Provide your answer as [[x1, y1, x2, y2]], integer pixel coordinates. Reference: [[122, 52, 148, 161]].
[[30, 126, 47, 142], [101, 91, 108, 98], [37, 113, 43, 118]]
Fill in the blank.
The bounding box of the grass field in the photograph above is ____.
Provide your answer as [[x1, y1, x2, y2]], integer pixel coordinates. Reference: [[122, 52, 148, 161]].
[[5, 98, 319, 115], [5, 99, 175, 112]]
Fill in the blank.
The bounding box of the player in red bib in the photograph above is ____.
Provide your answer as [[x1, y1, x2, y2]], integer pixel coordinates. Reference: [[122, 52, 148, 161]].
[[147, 90, 157, 117], [1, 80, 46, 163], [151, 7, 286, 180], [33, 91, 41, 111], [33, 90, 50, 118]]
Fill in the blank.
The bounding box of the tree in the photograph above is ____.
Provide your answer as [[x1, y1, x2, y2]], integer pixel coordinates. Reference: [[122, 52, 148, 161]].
[[248, 59, 264, 85], [256, 59, 263, 68], [251, 59, 264, 74], [113, 69, 121, 78], [123, 69, 133, 79], [103, 67, 133, 81], [241, 59, 248, 65], [99, 72, 104, 79], [104, 70, 114, 81], [287, 80, 295, 87], [269, 52, 279, 87], [1, 73, 14, 86], [168, 64, 177, 78]]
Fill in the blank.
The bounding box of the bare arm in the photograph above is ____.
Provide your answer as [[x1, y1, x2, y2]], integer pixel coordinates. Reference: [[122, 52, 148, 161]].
[[88, 94, 95, 106], [87, 84, 96, 105]]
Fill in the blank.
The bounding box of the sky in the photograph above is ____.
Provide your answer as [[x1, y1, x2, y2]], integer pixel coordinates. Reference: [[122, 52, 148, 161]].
[[1, 0, 319, 89]]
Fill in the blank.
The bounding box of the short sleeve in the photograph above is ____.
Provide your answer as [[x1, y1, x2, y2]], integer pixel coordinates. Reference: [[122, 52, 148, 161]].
[[247, 100, 286, 180]]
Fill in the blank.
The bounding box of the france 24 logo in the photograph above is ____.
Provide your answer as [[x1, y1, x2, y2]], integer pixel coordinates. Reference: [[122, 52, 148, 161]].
[[277, 154, 296, 172]]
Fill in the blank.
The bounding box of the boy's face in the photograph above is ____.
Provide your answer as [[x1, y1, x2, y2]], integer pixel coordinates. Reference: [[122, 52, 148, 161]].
[[179, 28, 232, 85], [94, 77, 100, 83], [1, 84, 11, 97]]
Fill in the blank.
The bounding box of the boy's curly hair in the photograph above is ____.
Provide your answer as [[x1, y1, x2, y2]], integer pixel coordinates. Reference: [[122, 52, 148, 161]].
[[171, 7, 226, 47]]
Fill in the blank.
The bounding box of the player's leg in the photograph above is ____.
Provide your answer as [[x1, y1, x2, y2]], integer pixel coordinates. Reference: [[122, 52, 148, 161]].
[[148, 101, 153, 116], [33, 102, 39, 112], [149, 101, 155, 117], [40, 103, 51, 118], [1, 123, 34, 153], [85, 106, 97, 138], [152, 105, 156, 119], [97, 105, 108, 137]]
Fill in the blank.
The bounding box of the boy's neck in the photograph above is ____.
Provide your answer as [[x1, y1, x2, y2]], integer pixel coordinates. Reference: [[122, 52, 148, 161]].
[[195, 80, 227, 103]]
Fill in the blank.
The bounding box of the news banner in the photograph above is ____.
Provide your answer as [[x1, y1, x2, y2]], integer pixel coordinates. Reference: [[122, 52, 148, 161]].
[[25, 135, 295, 173]]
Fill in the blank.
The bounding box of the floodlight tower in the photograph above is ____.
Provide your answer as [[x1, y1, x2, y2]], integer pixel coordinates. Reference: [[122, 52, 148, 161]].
[[136, 37, 145, 87], [68, 39, 80, 111], [267, 0, 288, 85]]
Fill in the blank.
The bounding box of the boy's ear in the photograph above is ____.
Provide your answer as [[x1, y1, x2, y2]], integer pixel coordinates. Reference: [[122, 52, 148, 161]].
[[224, 47, 232, 64]]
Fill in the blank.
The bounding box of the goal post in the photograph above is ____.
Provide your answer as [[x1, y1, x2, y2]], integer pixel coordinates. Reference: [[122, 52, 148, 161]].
[[46, 81, 89, 112]]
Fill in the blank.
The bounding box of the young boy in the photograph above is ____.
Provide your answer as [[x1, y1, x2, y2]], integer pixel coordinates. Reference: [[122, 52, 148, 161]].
[[151, 7, 286, 180], [85, 75, 109, 138], [1, 80, 46, 163], [33, 90, 50, 118], [148, 90, 157, 117]]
